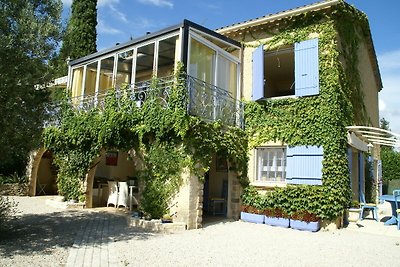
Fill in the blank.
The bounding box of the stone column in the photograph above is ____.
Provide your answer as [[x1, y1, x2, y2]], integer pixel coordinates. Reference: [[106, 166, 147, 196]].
[[26, 148, 46, 196], [169, 168, 203, 229]]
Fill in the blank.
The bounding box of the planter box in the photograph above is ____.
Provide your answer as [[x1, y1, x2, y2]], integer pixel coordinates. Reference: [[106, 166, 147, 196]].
[[264, 216, 290, 228], [345, 208, 361, 224], [290, 219, 320, 232], [240, 212, 264, 224]]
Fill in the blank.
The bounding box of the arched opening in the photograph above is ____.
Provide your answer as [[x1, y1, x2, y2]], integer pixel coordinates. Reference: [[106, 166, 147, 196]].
[[202, 153, 229, 224], [88, 149, 140, 209], [35, 150, 58, 196]]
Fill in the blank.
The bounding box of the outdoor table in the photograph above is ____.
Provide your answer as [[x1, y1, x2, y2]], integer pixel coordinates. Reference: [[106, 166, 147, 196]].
[[379, 194, 398, 225]]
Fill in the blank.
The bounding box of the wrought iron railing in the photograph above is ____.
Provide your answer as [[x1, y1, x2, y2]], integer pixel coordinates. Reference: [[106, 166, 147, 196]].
[[186, 75, 244, 128], [45, 75, 244, 128]]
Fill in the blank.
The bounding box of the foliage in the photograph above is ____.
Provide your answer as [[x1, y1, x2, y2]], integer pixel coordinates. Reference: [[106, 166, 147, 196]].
[[0, 173, 27, 185], [291, 210, 320, 222], [54, 0, 97, 76], [0, 196, 17, 230], [43, 64, 248, 217], [0, 0, 62, 176], [379, 118, 400, 182], [242, 2, 370, 220], [381, 148, 400, 182]]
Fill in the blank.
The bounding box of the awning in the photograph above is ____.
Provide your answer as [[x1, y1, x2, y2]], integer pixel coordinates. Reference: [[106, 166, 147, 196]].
[[346, 126, 400, 150]]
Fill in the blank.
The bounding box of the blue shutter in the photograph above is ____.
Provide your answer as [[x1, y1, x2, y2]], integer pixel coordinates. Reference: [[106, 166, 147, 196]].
[[347, 148, 353, 190], [358, 152, 365, 197], [286, 146, 323, 185], [295, 38, 319, 97], [252, 45, 264, 101]]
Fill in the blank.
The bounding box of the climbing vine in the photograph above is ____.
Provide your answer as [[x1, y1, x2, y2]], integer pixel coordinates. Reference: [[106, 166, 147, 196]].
[[43, 63, 248, 218], [242, 1, 372, 220]]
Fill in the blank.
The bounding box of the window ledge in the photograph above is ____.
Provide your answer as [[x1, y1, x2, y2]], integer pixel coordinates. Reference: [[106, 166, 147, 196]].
[[268, 95, 298, 100], [251, 181, 287, 188]]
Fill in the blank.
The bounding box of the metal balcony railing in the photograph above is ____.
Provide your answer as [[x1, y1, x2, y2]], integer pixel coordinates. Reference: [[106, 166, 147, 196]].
[[186, 75, 244, 128], [45, 75, 244, 128]]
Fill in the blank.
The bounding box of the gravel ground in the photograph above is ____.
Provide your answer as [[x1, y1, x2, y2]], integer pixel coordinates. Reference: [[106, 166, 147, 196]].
[[1, 196, 400, 267]]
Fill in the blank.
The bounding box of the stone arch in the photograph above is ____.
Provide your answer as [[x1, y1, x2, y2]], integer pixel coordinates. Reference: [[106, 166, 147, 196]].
[[84, 156, 101, 208], [26, 148, 47, 196]]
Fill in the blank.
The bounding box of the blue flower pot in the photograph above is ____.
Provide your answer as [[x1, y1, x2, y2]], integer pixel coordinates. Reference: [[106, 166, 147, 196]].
[[290, 219, 320, 232], [240, 212, 264, 224], [264, 216, 290, 228]]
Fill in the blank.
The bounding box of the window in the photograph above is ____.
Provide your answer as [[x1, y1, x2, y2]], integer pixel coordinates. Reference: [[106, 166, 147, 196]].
[[252, 38, 319, 100], [256, 147, 286, 183], [98, 56, 115, 92], [255, 145, 324, 185], [116, 49, 133, 88], [264, 46, 295, 98]]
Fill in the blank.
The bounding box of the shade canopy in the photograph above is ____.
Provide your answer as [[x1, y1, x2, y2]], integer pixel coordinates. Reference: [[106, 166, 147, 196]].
[[347, 126, 400, 150]]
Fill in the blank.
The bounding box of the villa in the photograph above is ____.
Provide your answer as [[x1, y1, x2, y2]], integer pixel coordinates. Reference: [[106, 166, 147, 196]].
[[27, 0, 383, 229]]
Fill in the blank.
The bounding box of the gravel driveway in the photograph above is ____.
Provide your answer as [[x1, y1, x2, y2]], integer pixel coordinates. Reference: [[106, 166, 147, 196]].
[[1, 196, 400, 267]]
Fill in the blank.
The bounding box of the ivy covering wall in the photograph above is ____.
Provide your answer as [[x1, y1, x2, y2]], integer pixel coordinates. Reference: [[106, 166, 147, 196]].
[[42, 65, 248, 218], [243, 2, 372, 220]]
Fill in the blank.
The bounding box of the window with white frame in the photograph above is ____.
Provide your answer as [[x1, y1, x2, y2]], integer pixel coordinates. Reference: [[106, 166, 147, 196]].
[[256, 147, 286, 183]]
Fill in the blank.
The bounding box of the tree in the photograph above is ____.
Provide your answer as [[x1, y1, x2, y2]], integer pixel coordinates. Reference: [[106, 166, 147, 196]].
[[0, 0, 62, 175], [54, 0, 97, 77], [379, 118, 400, 182]]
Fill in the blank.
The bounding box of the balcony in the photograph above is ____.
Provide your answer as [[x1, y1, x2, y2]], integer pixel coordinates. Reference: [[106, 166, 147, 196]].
[[46, 75, 244, 128]]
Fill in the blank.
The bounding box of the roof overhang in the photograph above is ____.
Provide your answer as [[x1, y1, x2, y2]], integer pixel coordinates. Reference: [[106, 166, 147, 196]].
[[346, 126, 400, 151]]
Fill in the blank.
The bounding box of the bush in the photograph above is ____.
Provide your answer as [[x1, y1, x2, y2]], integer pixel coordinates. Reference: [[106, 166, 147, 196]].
[[0, 196, 17, 230]]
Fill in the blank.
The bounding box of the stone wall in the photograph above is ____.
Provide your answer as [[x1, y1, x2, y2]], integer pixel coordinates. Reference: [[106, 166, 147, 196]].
[[0, 184, 28, 196]]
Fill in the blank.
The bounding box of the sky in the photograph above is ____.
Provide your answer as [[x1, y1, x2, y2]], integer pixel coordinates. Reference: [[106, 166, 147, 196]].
[[62, 0, 400, 133]]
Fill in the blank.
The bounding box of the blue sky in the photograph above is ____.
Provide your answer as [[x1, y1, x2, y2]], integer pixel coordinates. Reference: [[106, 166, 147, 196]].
[[62, 0, 400, 133]]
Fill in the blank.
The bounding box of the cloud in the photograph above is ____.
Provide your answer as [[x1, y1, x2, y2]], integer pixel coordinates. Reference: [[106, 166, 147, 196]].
[[379, 99, 386, 111], [378, 49, 400, 133], [109, 4, 128, 23], [61, 0, 72, 6], [378, 50, 400, 72], [97, 19, 123, 35], [98, 0, 120, 7], [137, 0, 173, 8]]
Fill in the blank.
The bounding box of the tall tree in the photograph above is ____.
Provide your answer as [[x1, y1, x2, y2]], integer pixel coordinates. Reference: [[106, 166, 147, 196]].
[[0, 0, 62, 175], [54, 0, 97, 77]]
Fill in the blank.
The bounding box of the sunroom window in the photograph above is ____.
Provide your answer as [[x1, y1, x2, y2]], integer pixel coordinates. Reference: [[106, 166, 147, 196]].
[[98, 56, 115, 92]]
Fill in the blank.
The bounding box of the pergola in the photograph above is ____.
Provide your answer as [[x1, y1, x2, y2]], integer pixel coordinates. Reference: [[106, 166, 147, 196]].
[[347, 126, 400, 151]]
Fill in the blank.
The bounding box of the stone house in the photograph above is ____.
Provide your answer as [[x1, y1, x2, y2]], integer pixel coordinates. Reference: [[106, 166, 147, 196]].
[[27, 0, 382, 229]]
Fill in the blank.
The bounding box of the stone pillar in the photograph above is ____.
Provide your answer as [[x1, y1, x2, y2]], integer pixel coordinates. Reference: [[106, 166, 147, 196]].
[[169, 168, 203, 230], [26, 148, 46, 196], [84, 157, 101, 208], [227, 171, 242, 220]]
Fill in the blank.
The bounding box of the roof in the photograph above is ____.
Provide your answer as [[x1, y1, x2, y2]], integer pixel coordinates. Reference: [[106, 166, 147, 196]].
[[216, 0, 382, 92], [216, 0, 340, 35], [69, 20, 241, 66]]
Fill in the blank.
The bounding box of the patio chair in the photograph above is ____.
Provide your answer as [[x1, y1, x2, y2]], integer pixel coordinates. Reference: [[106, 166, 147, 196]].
[[107, 181, 119, 207], [393, 190, 400, 230], [359, 191, 378, 221], [117, 181, 129, 208]]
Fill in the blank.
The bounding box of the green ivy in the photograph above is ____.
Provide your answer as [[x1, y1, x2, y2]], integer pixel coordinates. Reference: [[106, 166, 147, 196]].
[[242, 2, 371, 220], [42, 63, 249, 218]]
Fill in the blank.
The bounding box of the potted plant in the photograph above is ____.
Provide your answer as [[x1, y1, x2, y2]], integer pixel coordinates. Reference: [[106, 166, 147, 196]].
[[263, 207, 290, 228], [345, 200, 361, 224], [240, 186, 264, 224], [290, 210, 321, 232], [241, 205, 264, 224]]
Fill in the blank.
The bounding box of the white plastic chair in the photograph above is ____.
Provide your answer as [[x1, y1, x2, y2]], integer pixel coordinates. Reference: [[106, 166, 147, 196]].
[[107, 181, 119, 207], [117, 181, 129, 208]]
